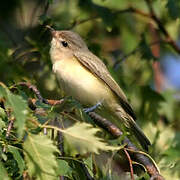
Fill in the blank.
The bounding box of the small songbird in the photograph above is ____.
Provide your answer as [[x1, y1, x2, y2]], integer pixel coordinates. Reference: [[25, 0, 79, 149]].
[[49, 27, 150, 150]]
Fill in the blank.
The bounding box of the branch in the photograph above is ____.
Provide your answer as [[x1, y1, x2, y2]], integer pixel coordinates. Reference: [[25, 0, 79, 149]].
[[70, 4, 180, 55], [14, 82, 64, 105], [69, 7, 151, 29], [14, 82, 164, 179], [145, 0, 180, 54], [124, 148, 134, 180], [13, 82, 94, 179], [88, 112, 164, 180]]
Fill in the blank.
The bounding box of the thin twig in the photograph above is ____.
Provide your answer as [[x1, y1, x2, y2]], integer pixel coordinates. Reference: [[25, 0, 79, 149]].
[[70, 7, 151, 29], [4, 108, 14, 138], [124, 148, 134, 180], [114, 6, 152, 18], [15, 82, 47, 103], [6, 118, 14, 138], [14, 82, 64, 105]]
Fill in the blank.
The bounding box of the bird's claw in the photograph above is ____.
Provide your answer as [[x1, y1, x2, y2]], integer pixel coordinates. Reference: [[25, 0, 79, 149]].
[[84, 102, 102, 113]]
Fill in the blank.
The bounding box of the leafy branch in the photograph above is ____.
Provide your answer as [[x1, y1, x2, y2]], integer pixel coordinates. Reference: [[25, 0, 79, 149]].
[[144, 0, 180, 54], [14, 82, 165, 180], [70, 3, 180, 55]]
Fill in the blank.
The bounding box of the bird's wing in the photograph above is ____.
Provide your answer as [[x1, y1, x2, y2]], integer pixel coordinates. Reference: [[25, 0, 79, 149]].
[[74, 51, 136, 120]]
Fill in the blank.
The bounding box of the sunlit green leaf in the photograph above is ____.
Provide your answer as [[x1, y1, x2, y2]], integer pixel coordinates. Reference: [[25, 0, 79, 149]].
[[0, 107, 6, 119], [0, 162, 10, 180], [56, 159, 73, 178], [63, 122, 120, 155], [23, 133, 58, 180], [0, 83, 28, 138]]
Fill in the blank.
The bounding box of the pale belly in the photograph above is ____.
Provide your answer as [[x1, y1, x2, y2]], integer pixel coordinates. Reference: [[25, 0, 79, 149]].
[[53, 57, 116, 107]]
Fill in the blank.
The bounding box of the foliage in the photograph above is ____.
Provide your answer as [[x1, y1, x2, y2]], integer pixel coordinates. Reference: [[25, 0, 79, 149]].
[[0, 0, 180, 179], [62, 122, 120, 155]]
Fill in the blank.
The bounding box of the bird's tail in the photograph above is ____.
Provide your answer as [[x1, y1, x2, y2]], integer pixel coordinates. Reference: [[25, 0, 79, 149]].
[[114, 110, 151, 151], [127, 117, 151, 151]]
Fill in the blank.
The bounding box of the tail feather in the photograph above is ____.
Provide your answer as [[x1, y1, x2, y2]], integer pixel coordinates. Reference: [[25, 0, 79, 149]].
[[129, 119, 151, 151], [114, 109, 151, 150]]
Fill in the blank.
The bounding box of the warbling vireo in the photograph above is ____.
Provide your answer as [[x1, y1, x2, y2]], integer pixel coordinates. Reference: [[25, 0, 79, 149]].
[[49, 28, 150, 150]]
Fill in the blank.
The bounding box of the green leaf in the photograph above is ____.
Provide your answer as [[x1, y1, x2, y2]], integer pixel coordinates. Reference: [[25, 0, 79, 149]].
[[0, 83, 28, 139], [63, 122, 120, 155], [0, 162, 11, 180], [121, 25, 139, 53], [0, 147, 7, 161], [166, 0, 180, 19], [23, 133, 59, 180], [8, 146, 25, 176], [140, 86, 165, 123], [0, 107, 6, 119], [159, 90, 175, 121], [162, 133, 180, 176], [139, 34, 155, 61], [56, 159, 73, 178]]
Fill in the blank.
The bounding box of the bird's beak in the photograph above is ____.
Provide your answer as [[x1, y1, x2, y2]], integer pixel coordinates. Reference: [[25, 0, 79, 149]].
[[46, 25, 58, 38]]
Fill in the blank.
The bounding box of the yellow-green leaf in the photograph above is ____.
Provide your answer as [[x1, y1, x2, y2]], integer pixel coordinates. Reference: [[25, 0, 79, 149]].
[[63, 122, 120, 155], [0, 162, 11, 180], [0, 83, 28, 138], [23, 133, 58, 180]]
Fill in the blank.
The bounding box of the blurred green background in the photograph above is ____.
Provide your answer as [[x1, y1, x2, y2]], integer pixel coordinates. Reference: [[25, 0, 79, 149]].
[[0, 0, 180, 179]]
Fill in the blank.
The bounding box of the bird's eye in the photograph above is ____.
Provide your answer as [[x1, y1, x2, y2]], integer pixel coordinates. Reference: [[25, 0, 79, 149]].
[[61, 41, 68, 47]]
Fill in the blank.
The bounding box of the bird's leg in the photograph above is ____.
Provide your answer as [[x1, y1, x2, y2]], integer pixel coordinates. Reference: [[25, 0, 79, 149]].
[[83, 102, 102, 113]]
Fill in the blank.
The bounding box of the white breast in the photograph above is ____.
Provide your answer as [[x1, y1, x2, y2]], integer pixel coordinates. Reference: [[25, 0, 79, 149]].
[[53, 57, 115, 106]]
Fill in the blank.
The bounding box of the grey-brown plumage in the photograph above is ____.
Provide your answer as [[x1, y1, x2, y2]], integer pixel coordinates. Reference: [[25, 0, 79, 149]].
[[49, 30, 151, 150]]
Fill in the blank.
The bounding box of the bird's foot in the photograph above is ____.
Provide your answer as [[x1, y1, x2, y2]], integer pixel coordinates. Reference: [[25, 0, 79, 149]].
[[84, 102, 102, 113]]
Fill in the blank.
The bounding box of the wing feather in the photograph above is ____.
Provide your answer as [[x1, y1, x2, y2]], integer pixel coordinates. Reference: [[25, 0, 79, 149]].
[[74, 51, 136, 120]]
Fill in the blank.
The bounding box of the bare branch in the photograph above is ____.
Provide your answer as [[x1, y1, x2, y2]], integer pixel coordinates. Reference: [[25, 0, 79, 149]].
[[14, 82, 64, 105], [124, 148, 134, 180]]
